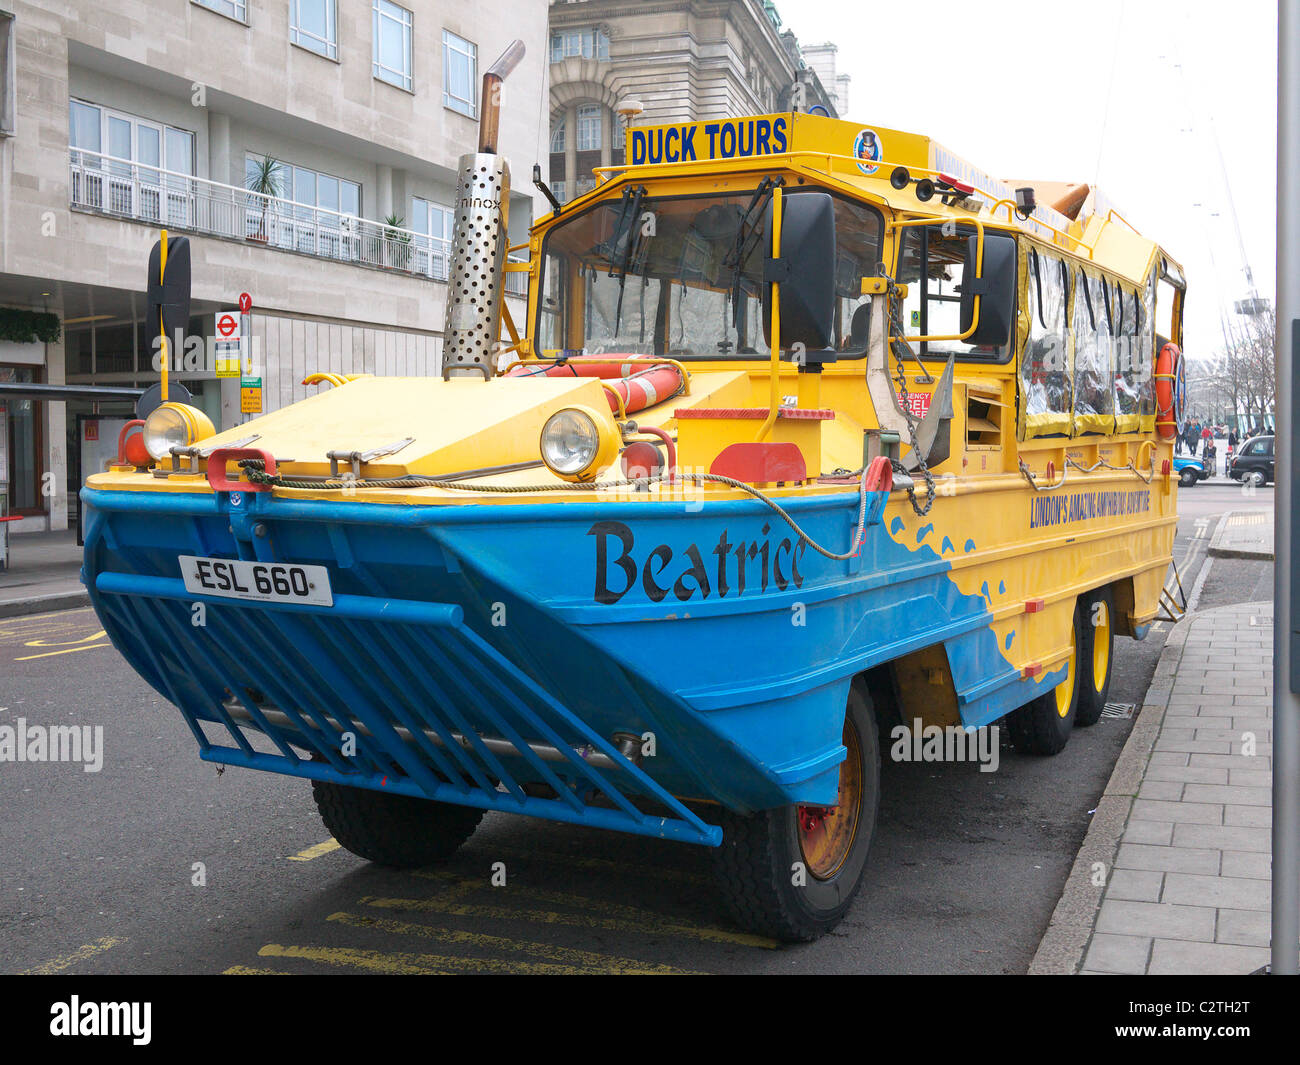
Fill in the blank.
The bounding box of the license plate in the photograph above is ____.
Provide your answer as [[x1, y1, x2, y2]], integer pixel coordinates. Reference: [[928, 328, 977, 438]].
[[178, 555, 334, 607]]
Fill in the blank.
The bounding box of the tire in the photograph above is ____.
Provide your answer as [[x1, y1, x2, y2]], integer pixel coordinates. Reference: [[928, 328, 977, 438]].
[[1075, 587, 1114, 727], [312, 779, 483, 868], [710, 683, 880, 942], [1179, 467, 1197, 487], [1246, 470, 1265, 487], [1007, 600, 1081, 755]]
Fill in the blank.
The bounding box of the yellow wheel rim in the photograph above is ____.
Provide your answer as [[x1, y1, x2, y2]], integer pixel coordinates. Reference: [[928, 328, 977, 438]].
[[1092, 602, 1110, 691], [1055, 619, 1076, 718], [797, 720, 863, 880]]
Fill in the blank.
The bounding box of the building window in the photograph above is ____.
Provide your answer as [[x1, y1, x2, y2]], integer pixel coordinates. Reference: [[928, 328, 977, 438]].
[[550, 180, 566, 204], [549, 115, 566, 153], [550, 28, 609, 63], [442, 30, 477, 117], [68, 100, 195, 223], [576, 105, 602, 152], [373, 0, 413, 91], [246, 155, 360, 215], [291, 0, 338, 60], [411, 196, 454, 279], [0, 10, 14, 136], [192, 0, 247, 23]]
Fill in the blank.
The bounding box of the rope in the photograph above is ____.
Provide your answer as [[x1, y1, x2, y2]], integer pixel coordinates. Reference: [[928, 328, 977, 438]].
[[236, 460, 876, 562], [1018, 452, 1157, 492]]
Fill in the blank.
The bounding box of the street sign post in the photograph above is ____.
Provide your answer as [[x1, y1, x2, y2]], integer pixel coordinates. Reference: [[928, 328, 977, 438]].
[[215, 310, 242, 378], [240, 375, 263, 415], [1274, 0, 1298, 976]]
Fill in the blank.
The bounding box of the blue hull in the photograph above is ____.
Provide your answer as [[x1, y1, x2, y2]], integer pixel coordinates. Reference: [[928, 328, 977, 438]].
[[82, 483, 1054, 845]]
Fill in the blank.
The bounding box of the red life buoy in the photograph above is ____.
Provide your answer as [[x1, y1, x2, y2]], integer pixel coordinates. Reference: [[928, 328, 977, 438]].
[[1154, 342, 1184, 441], [507, 354, 684, 415]]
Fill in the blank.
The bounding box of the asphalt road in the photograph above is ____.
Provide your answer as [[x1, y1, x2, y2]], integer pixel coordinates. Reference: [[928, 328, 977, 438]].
[[0, 484, 1274, 975]]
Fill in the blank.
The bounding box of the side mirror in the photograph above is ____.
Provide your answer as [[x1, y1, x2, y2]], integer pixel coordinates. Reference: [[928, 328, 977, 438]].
[[959, 232, 1016, 348], [762, 192, 836, 352]]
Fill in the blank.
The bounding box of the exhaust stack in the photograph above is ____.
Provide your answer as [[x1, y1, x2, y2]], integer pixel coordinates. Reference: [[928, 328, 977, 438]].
[[442, 40, 526, 380]]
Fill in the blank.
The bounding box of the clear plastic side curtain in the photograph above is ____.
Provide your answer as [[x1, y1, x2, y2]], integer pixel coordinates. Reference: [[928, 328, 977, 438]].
[[1138, 268, 1158, 432], [1071, 265, 1116, 435], [1113, 280, 1143, 435], [1020, 245, 1073, 438]]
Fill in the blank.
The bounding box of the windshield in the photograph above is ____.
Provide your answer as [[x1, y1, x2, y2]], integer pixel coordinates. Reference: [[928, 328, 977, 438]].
[[534, 187, 883, 360]]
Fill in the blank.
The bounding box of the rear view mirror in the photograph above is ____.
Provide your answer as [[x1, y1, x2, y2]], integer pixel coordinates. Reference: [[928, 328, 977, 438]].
[[959, 233, 1016, 348], [762, 192, 836, 352]]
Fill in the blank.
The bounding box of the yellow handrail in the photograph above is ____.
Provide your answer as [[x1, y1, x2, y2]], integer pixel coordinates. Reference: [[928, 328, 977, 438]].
[[885, 217, 985, 344], [757, 185, 782, 441]]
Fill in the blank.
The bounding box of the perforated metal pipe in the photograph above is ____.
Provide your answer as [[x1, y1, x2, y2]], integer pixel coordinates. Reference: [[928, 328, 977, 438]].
[[442, 154, 511, 379]]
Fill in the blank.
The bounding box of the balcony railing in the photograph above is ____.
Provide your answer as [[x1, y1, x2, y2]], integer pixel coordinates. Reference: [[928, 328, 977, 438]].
[[68, 149, 528, 296]]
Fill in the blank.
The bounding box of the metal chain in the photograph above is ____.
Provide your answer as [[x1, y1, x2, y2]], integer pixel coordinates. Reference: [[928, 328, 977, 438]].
[[876, 268, 937, 516]]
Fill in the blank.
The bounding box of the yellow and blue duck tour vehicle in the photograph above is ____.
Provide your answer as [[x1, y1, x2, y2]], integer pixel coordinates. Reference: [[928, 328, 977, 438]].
[[83, 51, 1190, 941]]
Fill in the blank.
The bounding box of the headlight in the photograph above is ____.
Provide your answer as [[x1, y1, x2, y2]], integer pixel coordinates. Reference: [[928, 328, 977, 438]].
[[143, 402, 215, 461], [540, 406, 617, 481]]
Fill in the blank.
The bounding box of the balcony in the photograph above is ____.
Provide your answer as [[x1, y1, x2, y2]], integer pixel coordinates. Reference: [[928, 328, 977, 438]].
[[68, 149, 528, 296]]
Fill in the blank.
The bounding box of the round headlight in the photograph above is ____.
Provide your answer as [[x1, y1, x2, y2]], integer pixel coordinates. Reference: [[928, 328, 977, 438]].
[[540, 406, 616, 480], [143, 402, 215, 461]]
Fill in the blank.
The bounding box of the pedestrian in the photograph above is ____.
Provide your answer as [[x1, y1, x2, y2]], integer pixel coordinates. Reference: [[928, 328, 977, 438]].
[[1175, 422, 1186, 455], [1200, 423, 1212, 458]]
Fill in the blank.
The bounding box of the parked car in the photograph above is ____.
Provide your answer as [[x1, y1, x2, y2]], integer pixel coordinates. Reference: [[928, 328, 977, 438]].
[[1229, 433, 1275, 486], [1172, 455, 1209, 487]]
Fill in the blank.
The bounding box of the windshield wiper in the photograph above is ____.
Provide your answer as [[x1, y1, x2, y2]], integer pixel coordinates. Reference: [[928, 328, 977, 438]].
[[607, 185, 648, 336], [723, 176, 782, 332]]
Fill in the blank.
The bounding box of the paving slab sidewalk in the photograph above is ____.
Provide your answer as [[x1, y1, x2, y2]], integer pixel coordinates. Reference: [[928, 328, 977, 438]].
[[0, 529, 88, 618], [1031, 599, 1278, 974], [1208, 509, 1274, 561]]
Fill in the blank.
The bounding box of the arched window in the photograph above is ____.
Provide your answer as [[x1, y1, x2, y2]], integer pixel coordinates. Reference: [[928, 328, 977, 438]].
[[549, 114, 566, 154]]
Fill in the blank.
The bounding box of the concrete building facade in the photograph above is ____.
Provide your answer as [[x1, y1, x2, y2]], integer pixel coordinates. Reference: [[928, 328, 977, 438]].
[[0, 0, 548, 532], [546, 0, 837, 203]]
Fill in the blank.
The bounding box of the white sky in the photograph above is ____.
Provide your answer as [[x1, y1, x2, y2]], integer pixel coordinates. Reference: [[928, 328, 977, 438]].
[[782, 0, 1278, 358]]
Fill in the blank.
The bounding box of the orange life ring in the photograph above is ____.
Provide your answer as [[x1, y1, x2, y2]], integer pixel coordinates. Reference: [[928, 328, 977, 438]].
[[507, 354, 685, 415], [1154, 342, 1185, 441]]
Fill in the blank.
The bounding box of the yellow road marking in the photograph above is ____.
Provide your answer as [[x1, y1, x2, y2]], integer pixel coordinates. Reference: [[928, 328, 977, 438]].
[[22, 936, 126, 974], [258, 943, 591, 975], [488, 843, 707, 886], [327, 911, 701, 974], [365, 871, 778, 949], [23, 630, 106, 647], [222, 965, 291, 975], [287, 839, 341, 862], [15, 643, 110, 661]]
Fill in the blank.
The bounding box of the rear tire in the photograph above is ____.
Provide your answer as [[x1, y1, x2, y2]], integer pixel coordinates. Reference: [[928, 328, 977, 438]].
[[1075, 587, 1114, 727], [1179, 467, 1197, 487], [710, 684, 880, 942], [1008, 600, 1081, 755], [312, 780, 483, 868]]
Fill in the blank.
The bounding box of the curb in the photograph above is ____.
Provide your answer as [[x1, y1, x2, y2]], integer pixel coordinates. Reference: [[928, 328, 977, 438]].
[[1026, 608, 1193, 975], [0, 589, 91, 619], [1208, 510, 1275, 561]]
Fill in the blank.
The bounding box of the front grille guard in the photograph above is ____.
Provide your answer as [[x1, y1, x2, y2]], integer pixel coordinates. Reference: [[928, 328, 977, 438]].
[[92, 571, 721, 846]]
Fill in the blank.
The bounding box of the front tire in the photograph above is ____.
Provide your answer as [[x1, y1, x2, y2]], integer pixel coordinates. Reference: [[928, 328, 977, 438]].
[[312, 780, 483, 868], [1008, 600, 1081, 755], [710, 684, 880, 942], [1075, 587, 1114, 726], [1179, 467, 1197, 487]]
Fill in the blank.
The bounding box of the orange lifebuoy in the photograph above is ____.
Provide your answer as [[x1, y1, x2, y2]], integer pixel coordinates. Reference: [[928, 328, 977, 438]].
[[1154, 342, 1184, 441], [507, 354, 685, 415]]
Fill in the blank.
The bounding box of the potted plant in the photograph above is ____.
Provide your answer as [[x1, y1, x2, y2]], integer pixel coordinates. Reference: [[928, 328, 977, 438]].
[[245, 155, 285, 243], [384, 213, 413, 271]]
